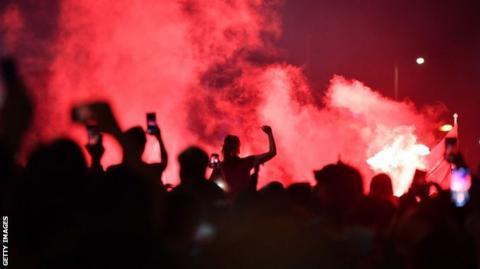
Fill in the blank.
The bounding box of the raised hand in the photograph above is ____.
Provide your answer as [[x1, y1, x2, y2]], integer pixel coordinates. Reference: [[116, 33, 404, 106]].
[[89, 102, 121, 135], [71, 102, 121, 137], [85, 135, 105, 162], [150, 125, 161, 138], [261, 125, 272, 135], [253, 125, 276, 167]]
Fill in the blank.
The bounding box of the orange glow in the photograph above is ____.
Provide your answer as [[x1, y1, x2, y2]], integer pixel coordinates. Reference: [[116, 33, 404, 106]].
[[439, 124, 453, 132]]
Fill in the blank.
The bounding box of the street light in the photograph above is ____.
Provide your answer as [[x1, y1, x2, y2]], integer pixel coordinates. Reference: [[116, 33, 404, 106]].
[[439, 124, 453, 132], [394, 57, 425, 100]]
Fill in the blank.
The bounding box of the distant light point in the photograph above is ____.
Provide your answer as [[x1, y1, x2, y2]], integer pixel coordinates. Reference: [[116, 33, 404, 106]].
[[416, 57, 425, 65], [439, 124, 453, 132]]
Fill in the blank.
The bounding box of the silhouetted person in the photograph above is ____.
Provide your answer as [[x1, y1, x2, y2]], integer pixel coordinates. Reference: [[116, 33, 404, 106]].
[[365, 173, 397, 228], [313, 162, 364, 226], [0, 58, 33, 156], [398, 169, 431, 213], [211, 125, 276, 200], [0, 57, 33, 217], [370, 173, 396, 203], [256, 181, 287, 213], [286, 183, 314, 215], [107, 125, 168, 185], [100, 123, 168, 268], [18, 139, 90, 268], [166, 146, 226, 264], [171, 146, 226, 210]]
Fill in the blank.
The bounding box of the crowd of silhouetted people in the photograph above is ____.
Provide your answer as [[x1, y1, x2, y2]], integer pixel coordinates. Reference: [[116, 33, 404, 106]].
[[2, 57, 480, 269]]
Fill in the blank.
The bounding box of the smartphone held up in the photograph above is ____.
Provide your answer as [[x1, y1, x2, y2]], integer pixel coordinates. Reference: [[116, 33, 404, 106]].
[[146, 112, 158, 134], [443, 137, 472, 207], [87, 125, 102, 146], [450, 167, 471, 207], [72, 104, 94, 125], [209, 153, 220, 168]]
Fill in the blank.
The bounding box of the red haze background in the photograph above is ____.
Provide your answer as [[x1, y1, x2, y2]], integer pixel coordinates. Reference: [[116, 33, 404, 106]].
[[1, 0, 478, 194]]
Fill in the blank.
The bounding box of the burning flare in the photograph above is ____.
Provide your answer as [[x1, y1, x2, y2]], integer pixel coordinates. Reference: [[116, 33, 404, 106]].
[[367, 126, 430, 196]]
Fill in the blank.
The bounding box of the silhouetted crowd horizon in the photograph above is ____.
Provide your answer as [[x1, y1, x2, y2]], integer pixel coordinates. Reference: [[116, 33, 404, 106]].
[[2, 57, 480, 269]]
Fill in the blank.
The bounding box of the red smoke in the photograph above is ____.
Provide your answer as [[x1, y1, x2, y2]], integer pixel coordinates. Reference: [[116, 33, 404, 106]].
[[1, 0, 442, 194]]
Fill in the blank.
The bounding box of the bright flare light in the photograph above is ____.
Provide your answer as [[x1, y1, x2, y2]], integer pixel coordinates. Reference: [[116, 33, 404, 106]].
[[367, 128, 430, 196]]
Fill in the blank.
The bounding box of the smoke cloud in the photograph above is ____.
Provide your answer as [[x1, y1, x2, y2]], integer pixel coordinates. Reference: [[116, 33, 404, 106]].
[[1, 0, 441, 193]]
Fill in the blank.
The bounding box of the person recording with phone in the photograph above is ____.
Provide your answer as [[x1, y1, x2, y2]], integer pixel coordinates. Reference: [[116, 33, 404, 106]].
[[146, 113, 169, 181], [210, 125, 277, 200], [107, 113, 168, 187], [71, 105, 169, 185]]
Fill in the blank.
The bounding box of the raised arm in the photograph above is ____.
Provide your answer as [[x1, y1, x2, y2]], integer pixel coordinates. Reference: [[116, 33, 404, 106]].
[[85, 134, 105, 177], [153, 126, 168, 170], [0, 58, 33, 154], [253, 125, 276, 166]]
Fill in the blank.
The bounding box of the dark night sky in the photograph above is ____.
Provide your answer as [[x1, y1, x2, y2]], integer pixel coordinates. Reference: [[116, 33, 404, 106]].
[[278, 0, 480, 167]]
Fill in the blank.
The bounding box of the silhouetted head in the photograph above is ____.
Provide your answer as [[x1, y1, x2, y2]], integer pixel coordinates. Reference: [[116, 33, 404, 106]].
[[287, 183, 312, 208], [259, 181, 284, 195], [369, 173, 394, 200], [258, 181, 286, 208], [27, 138, 87, 179], [314, 162, 364, 207], [178, 146, 209, 183], [222, 135, 240, 159], [123, 126, 146, 160]]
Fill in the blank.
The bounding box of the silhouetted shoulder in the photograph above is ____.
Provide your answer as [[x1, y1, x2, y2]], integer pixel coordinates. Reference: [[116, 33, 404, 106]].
[[146, 162, 167, 173], [242, 155, 256, 169], [106, 164, 122, 173]]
